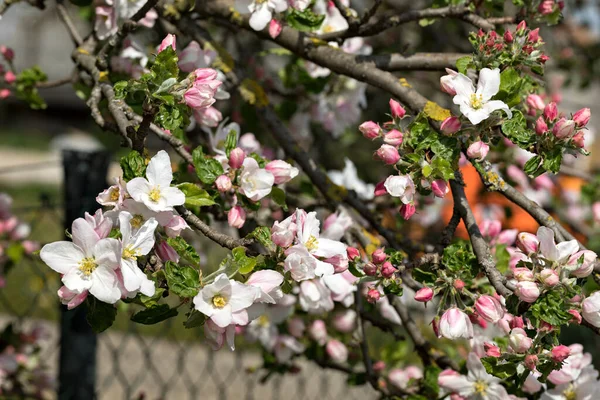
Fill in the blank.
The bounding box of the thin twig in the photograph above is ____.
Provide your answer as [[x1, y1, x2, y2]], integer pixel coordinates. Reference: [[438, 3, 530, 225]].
[[56, 2, 83, 46]]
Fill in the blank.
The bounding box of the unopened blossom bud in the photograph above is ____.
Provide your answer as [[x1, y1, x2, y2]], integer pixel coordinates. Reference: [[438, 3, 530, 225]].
[[466, 141, 489, 161], [582, 292, 600, 327], [440, 75, 457, 96], [359, 121, 381, 139], [510, 316, 525, 329], [475, 295, 505, 323], [156, 241, 180, 263], [470, 313, 488, 329], [453, 279, 465, 291], [288, 317, 305, 338], [215, 175, 232, 192], [515, 281, 540, 303], [269, 19, 283, 39], [573, 108, 591, 127], [535, 116, 548, 135], [374, 180, 387, 197], [439, 307, 473, 339], [383, 129, 404, 146], [504, 30, 514, 43], [544, 102, 558, 121], [363, 262, 378, 276], [431, 179, 449, 198], [568, 310, 582, 324], [389, 99, 406, 119], [347, 247, 360, 260], [381, 261, 396, 278], [484, 342, 501, 357], [527, 94, 545, 110], [158, 34, 176, 52], [227, 205, 246, 229], [539, 54, 550, 64], [366, 288, 381, 303], [524, 354, 538, 370], [228, 148, 245, 169], [4, 71, 15, 84], [332, 310, 356, 333], [373, 360, 386, 373], [308, 320, 327, 345], [375, 144, 400, 165], [371, 248, 387, 264], [265, 160, 299, 184], [568, 250, 597, 278], [540, 321, 554, 332], [528, 28, 540, 43], [517, 232, 539, 254], [538, 0, 555, 14], [572, 132, 586, 148], [509, 328, 532, 353], [516, 20, 527, 34], [326, 339, 348, 363], [537, 267, 559, 287], [551, 345, 571, 362], [440, 116, 461, 134], [552, 118, 576, 139], [558, 0, 564, 9], [414, 287, 434, 303], [399, 203, 416, 220], [0, 89, 10, 99], [0, 46, 14, 61]]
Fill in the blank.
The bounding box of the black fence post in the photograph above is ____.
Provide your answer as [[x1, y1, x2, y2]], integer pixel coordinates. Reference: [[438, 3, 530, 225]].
[[59, 149, 111, 400]]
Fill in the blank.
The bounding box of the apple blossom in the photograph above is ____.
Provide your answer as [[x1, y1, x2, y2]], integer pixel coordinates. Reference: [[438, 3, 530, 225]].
[[526, 94, 545, 110], [239, 158, 275, 201], [332, 309, 356, 333], [265, 160, 299, 184], [215, 175, 232, 192], [366, 288, 381, 303], [268, 19, 283, 39], [438, 353, 510, 399], [400, 203, 416, 220], [236, 0, 288, 31], [271, 214, 296, 248], [484, 342, 501, 358], [475, 295, 504, 323], [308, 319, 328, 345], [466, 141, 490, 161], [321, 209, 352, 241], [439, 308, 473, 340], [375, 144, 400, 165], [440, 68, 458, 95], [384, 175, 415, 204], [346, 247, 359, 260], [535, 116, 548, 135], [156, 241, 179, 263], [441, 116, 461, 134], [158, 34, 176, 52], [326, 339, 348, 363], [537, 226, 580, 266], [573, 108, 591, 127], [194, 106, 222, 127], [4, 71, 15, 84], [57, 286, 88, 310], [389, 99, 406, 119], [371, 248, 387, 264], [227, 206, 246, 229], [515, 281, 540, 303], [359, 121, 381, 139], [431, 179, 449, 198], [517, 232, 539, 254], [414, 287, 433, 303], [228, 147, 245, 169], [544, 102, 558, 121], [509, 328, 532, 353], [383, 129, 403, 146], [552, 118, 576, 139], [273, 335, 305, 363], [178, 41, 216, 72], [287, 318, 305, 338], [582, 291, 600, 328], [567, 250, 597, 278], [540, 268, 559, 286], [381, 261, 396, 278], [298, 279, 334, 313], [552, 345, 571, 363], [327, 158, 375, 201]]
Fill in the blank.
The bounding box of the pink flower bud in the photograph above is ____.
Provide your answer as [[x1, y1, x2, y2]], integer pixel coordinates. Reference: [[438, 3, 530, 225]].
[[466, 141, 489, 161], [347, 247, 360, 260], [326, 339, 348, 363], [513, 267, 534, 282], [158, 34, 176, 52], [381, 261, 396, 278], [363, 262, 378, 276], [440, 116, 461, 134], [265, 160, 299, 184], [568, 250, 597, 278], [269, 19, 283, 39], [538, 0, 555, 14], [515, 281, 540, 303], [528, 28, 540, 43], [399, 203, 416, 220], [573, 108, 591, 127], [540, 268, 559, 286], [0, 89, 10, 99], [383, 129, 403, 146], [544, 102, 558, 121], [453, 279, 465, 291], [526, 94, 545, 110], [475, 295, 505, 323], [504, 30, 514, 43], [481, 219, 502, 238], [359, 121, 381, 139], [374, 180, 387, 197], [227, 205, 246, 229], [0, 46, 14, 61], [375, 144, 400, 165], [228, 148, 245, 169], [552, 118, 576, 139], [484, 342, 501, 357], [510, 316, 525, 329], [440, 71, 457, 95], [325, 254, 348, 273], [215, 175, 232, 192], [509, 328, 532, 352], [57, 286, 88, 310], [156, 241, 180, 263], [332, 310, 356, 333], [373, 360, 386, 373], [572, 132, 585, 148], [439, 307, 473, 339], [539, 54, 550, 64], [524, 354, 538, 370], [431, 179, 449, 198], [4, 71, 15, 84], [371, 248, 387, 264], [389, 99, 406, 119], [551, 345, 571, 362], [568, 309, 582, 324], [516, 21, 527, 33], [366, 288, 381, 303], [517, 232, 539, 254], [535, 116, 548, 135], [414, 287, 434, 303], [308, 320, 328, 345], [288, 317, 305, 338]]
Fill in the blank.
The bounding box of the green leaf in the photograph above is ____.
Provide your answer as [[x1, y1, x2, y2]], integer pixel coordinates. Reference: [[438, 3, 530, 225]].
[[131, 304, 178, 325], [224, 129, 238, 157], [456, 56, 473, 74], [497, 68, 522, 107], [192, 146, 224, 185], [86, 297, 117, 333], [164, 261, 201, 298], [154, 77, 177, 94], [247, 226, 274, 249], [286, 8, 325, 32], [6, 243, 24, 265], [412, 268, 437, 285], [501, 111, 536, 149], [15, 66, 48, 110], [480, 357, 517, 379], [523, 155, 543, 178], [138, 288, 165, 308], [542, 147, 563, 174], [232, 247, 257, 275], [422, 366, 441, 398], [528, 290, 573, 327], [177, 183, 216, 207], [184, 309, 207, 328], [270, 187, 288, 211], [120, 151, 147, 181], [167, 237, 201, 265], [151, 46, 179, 85]]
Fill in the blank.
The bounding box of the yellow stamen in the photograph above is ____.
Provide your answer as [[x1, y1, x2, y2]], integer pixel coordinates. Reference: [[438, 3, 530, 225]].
[[305, 235, 319, 251], [130, 215, 144, 229], [323, 25, 335, 33], [149, 187, 161, 202], [78, 257, 97, 276], [122, 245, 141, 260], [258, 315, 270, 327], [212, 295, 227, 309], [563, 385, 577, 400], [473, 380, 488, 394], [109, 188, 120, 202], [470, 94, 484, 109]]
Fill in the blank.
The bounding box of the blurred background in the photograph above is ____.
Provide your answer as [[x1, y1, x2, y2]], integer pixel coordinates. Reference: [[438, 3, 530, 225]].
[[1, 0, 600, 398]]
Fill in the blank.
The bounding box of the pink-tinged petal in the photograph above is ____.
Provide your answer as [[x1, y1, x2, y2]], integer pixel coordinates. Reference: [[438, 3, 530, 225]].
[[146, 150, 173, 187], [40, 242, 84, 274], [313, 238, 346, 258], [537, 226, 559, 261], [161, 186, 186, 207], [89, 267, 121, 304], [211, 306, 233, 327], [126, 178, 152, 202], [438, 373, 471, 394], [62, 268, 92, 292], [93, 238, 122, 270], [231, 310, 249, 325], [72, 218, 100, 257], [476, 68, 501, 101], [247, 270, 284, 293]]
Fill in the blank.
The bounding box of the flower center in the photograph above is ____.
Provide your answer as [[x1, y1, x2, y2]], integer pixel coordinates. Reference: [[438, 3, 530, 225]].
[[122, 245, 141, 260], [563, 385, 577, 400], [78, 257, 97, 276], [258, 315, 270, 327], [149, 187, 161, 202], [109, 188, 120, 201], [212, 294, 227, 309], [470, 93, 484, 109], [473, 380, 488, 394], [323, 25, 335, 33], [130, 215, 144, 229], [305, 235, 319, 251]]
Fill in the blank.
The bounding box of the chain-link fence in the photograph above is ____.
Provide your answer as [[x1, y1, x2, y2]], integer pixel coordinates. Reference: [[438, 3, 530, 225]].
[[0, 151, 376, 400]]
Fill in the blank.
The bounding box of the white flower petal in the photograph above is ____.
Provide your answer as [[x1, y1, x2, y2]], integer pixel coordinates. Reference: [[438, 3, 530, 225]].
[[249, 3, 272, 31], [161, 186, 186, 207], [62, 268, 92, 292], [93, 238, 122, 269], [211, 306, 233, 327], [127, 178, 152, 202], [89, 267, 121, 304], [72, 218, 100, 256], [476, 68, 501, 101], [132, 217, 159, 255], [483, 100, 512, 119], [538, 226, 559, 261], [40, 242, 85, 274], [146, 150, 173, 187], [451, 73, 475, 99]]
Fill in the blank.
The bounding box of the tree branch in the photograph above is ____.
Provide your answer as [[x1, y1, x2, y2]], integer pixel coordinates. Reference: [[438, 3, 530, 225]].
[[56, 2, 82, 46], [359, 52, 467, 71]]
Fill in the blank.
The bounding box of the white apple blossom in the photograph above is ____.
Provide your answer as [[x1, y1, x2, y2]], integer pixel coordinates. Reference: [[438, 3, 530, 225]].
[[384, 175, 416, 204], [127, 150, 185, 212], [452, 68, 512, 125], [238, 157, 275, 201], [236, 0, 288, 31], [328, 158, 375, 201], [541, 366, 600, 400], [284, 245, 333, 281], [298, 279, 334, 314], [439, 353, 510, 399], [536, 226, 580, 267], [118, 212, 158, 297], [118, 199, 189, 238], [322, 271, 356, 307], [96, 177, 127, 207], [40, 218, 122, 304]]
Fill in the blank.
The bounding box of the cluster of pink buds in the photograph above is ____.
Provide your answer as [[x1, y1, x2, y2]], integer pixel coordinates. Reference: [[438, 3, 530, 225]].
[[0, 45, 15, 99], [538, 0, 564, 16], [362, 248, 397, 279], [359, 99, 406, 165], [530, 97, 590, 148]]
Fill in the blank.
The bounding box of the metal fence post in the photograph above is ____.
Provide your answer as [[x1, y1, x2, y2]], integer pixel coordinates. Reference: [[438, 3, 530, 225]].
[[59, 149, 111, 400]]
